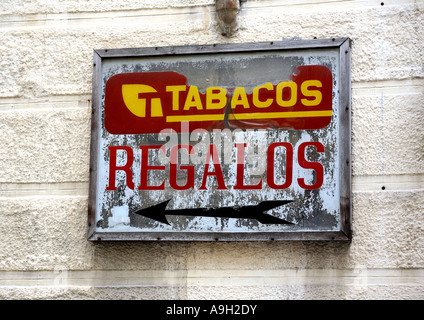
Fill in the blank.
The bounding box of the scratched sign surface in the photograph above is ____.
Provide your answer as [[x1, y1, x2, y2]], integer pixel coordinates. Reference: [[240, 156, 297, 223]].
[[88, 40, 352, 241]]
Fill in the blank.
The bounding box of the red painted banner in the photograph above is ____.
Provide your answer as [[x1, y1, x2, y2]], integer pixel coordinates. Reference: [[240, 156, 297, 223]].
[[104, 65, 332, 134]]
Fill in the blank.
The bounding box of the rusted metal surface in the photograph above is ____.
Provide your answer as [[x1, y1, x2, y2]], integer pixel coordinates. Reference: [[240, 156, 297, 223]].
[[87, 39, 352, 241]]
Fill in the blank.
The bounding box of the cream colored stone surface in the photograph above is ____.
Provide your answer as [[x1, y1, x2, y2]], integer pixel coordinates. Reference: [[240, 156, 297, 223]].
[[0, 2, 422, 98], [0, 0, 216, 15], [0, 0, 423, 299]]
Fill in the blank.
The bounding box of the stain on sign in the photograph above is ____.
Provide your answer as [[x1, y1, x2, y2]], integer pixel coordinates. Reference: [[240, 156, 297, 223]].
[[87, 39, 352, 241], [104, 65, 333, 134]]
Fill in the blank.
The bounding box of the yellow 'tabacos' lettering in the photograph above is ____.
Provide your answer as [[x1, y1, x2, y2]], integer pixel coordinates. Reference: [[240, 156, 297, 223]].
[[276, 81, 297, 107], [122, 84, 163, 117], [231, 87, 250, 109], [301, 80, 322, 106], [166, 85, 186, 111], [253, 83, 273, 108], [206, 87, 227, 110], [184, 86, 203, 110]]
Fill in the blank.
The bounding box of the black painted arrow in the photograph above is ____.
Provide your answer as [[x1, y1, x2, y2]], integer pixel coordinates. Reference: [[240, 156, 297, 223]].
[[133, 199, 294, 225]]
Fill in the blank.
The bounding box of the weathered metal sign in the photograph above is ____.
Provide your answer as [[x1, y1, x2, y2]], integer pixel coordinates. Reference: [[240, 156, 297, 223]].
[[87, 38, 352, 241]]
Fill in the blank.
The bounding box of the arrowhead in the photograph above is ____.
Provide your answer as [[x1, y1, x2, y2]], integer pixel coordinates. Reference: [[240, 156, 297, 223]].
[[133, 199, 171, 225]]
